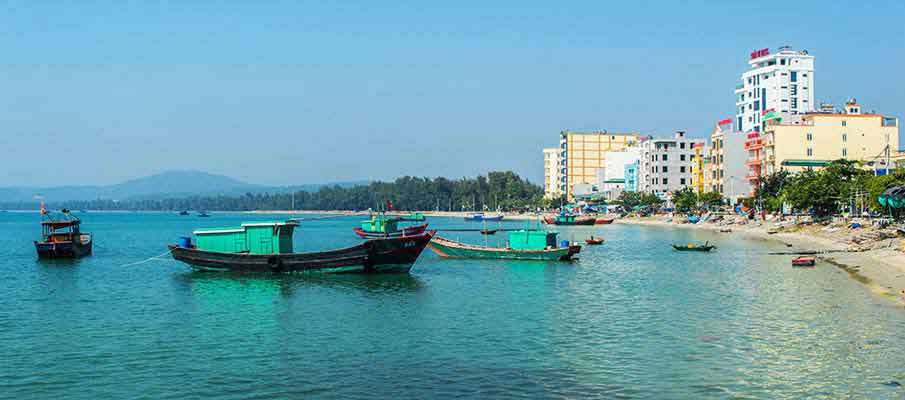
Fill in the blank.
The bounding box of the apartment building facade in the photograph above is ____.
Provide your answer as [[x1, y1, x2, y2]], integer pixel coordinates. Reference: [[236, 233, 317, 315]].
[[735, 46, 815, 133], [638, 131, 706, 198], [557, 130, 640, 199]]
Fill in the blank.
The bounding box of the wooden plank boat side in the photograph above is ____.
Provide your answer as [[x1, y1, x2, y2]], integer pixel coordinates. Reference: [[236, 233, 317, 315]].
[[427, 236, 579, 261], [34, 237, 93, 258], [169, 231, 435, 274]]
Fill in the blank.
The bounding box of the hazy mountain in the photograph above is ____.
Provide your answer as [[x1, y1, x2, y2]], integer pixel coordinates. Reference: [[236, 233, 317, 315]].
[[0, 171, 366, 203]]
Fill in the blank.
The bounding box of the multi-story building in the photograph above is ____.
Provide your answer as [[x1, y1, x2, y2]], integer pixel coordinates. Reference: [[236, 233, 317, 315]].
[[558, 130, 640, 199], [758, 99, 899, 176], [735, 46, 815, 133], [690, 143, 709, 194], [543, 148, 562, 199], [710, 119, 753, 201], [638, 131, 706, 198], [624, 161, 639, 192], [600, 148, 641, 201]]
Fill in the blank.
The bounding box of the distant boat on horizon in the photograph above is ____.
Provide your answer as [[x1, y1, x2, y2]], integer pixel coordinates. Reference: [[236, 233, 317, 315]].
[[179, 210, 190, 216], [198, 211, 210, 217]]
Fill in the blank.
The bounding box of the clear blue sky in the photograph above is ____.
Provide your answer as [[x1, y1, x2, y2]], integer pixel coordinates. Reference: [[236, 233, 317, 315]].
[[2, 0, 902, 186]]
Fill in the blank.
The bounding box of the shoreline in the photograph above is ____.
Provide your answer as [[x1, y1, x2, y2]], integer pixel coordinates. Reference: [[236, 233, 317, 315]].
[[615, 216, 905, 306]]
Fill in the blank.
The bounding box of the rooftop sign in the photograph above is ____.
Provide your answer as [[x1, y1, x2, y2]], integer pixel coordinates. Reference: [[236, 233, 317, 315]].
[[750, 48, 769, 60], [717, 118, 733, 126]]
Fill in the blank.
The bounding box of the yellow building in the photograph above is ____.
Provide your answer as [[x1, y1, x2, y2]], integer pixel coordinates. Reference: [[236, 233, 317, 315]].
[[690, 143, 709, 194], [559, 130, 640, 199], [543, 148, 562, 199], [761, 100, 899, 175]]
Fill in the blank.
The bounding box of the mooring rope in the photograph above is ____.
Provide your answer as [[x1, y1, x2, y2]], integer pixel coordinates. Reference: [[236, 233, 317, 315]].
[[120, 248, 174, 267]]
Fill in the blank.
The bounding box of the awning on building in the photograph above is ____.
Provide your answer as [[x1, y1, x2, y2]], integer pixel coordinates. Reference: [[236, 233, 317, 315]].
[[780, 159, 832, 167]]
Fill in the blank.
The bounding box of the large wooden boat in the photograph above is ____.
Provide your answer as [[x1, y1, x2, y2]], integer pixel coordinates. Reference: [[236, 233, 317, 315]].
[[354, 212, 429, 239], [427, 230, 580, 261], [169, 221, 435, 273], [34, 208, 92, 258]]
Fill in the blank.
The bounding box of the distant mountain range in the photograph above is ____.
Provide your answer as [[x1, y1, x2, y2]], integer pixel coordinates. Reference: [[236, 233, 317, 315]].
[[0, 171, 367, 203]]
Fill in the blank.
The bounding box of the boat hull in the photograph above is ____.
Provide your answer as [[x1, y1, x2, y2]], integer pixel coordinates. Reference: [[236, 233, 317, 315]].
[[353, 224, 428, 239], [792, 256, 816, 267], [672, 245, 715, 252], [544, 217, 597, 226], [169, 231, 435, 274], [595, 218, 614, 225], [427, 236, 580, 261], [35, 239, 92, 258]]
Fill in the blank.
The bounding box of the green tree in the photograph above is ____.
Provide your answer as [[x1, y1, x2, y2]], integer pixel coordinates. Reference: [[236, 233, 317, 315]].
[[672, 187, 697, 213]]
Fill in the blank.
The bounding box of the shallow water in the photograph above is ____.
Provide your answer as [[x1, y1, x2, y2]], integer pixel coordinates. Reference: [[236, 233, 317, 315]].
[[1, 212, 904, 399]]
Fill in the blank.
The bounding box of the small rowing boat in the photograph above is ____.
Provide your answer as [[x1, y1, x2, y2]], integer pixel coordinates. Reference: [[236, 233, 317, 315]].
[[672, 242, 716, 252], [585, 237, 604, 245], [595, 217, 615, 225], [792, 255, 816, 267]]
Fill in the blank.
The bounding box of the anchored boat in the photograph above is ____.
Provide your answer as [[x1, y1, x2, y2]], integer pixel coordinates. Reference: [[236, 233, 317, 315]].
[[353, 212, 429, 239], [34, 208, 92, 258], [672, 242, 716, 252], [169, 221, 434, 273], [543, 213, 596, 226], [428, 230, 581, 261], [464, 212, 504, 222]]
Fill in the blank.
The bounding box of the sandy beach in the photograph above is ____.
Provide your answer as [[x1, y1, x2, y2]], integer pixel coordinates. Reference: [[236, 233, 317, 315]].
[[615, 215, 905, 306]]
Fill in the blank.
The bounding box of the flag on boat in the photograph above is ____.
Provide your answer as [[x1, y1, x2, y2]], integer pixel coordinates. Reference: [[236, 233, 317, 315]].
[[40, 201, 46, 215]]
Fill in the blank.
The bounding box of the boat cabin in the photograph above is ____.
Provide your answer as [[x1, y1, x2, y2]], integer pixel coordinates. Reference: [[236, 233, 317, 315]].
[[508, 230, 559, 251], [360, 215, 402, 233], [40, 220, 84, 242], [193, 221, 297, 254]]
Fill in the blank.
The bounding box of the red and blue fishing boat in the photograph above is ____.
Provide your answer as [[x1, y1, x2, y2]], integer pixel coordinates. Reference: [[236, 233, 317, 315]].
[[169, 220, 435, 274]]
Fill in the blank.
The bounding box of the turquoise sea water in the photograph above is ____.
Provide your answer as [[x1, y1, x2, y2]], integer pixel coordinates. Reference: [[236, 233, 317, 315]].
[[2, 212, 905, 399]]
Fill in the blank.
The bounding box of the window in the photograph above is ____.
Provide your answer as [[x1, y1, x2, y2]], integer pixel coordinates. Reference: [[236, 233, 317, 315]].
[[842, 120, 847, 127], [720, 170, 724, 178], [720, 155, 724, 163], [662, 154, 668, 161], [680, 143, 685, 149], [662, 166, 669, 173], [680, 178, 686, 185], [807, 148, 813, 156], [842, 148, 848, 157], [806, 132, 813, 141], [680, 154, 686, 161], [791, 71, 797, 82], [662, 178, 668, 185], [842, 133, 847, 142]]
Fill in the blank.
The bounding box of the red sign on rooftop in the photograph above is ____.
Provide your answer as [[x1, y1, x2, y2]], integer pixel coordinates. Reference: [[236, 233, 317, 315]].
[[717, 118, 733, 126], [747, 133, 761, 139], [750, 48, 769, 60]]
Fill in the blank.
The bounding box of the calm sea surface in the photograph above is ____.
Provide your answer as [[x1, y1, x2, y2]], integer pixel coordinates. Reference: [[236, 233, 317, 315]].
[[2, 212, 904, 399]]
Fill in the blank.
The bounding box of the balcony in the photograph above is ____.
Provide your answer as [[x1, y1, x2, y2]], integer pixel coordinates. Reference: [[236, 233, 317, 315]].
[[744, 139, 764, 151], [745, 158, 762, 167]]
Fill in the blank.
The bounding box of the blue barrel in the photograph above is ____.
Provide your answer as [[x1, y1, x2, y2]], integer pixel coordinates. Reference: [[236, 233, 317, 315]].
[[560, 240, 570, 248], [177, 236, 192, 248]]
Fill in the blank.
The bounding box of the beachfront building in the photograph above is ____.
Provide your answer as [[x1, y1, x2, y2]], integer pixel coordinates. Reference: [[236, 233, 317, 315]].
[[755, 100, 899, 177], [543, 148, 562, 199], [690, 143, 709, 194], [624, 161, 639, 192], [558, 130, 640, 200], [735, 46, 815, 133], [599, 148, 641, 201], [638, 131, 706, 199], [710, 120, 753, 202]]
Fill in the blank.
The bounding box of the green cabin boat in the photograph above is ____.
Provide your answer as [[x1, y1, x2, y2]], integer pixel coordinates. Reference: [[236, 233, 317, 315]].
[[193, 221, 298, 254], [354, 213, 428, 239], [428, 230, 581, 261]]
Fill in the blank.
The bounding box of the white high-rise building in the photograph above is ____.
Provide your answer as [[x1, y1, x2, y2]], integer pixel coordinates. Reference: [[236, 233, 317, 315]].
[[543, 148, 562, 199], [735, 46, 814, 133]]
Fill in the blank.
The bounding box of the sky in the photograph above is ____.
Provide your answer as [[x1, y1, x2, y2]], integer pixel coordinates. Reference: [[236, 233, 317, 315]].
[[1, 0, 903, 187]]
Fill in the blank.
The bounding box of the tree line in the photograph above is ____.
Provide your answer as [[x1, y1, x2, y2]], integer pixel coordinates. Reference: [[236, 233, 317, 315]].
[[3, 171, 548, 212]]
